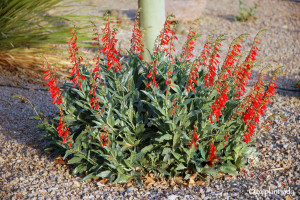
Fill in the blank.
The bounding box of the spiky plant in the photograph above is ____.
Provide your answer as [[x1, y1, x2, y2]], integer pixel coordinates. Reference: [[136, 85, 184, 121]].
[[0, 0, 94, 79]]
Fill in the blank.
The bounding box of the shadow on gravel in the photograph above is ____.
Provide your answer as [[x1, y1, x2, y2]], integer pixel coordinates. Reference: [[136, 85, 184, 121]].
[[217, 14, 236, 22], [0, 76, 58, 158], [285, 0, 300, 3], [250, 70, 300, 98]]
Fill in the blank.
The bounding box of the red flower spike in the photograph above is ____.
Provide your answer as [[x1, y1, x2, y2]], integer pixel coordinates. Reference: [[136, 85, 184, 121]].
[[89, 85, 101, 110], [180, 20, 198, 62], [131, 9, 144, 60], [190, 125, 199, 149], [43, 61, 64, 106], [209, 140, 217, 163], [216, 35, 245, 91], [68, 26, 86, 89], [205, 36, 223, 88], [210, 82, 230, 124], [241, 67, 280, 144], [185, 34, 214, 93], [57, 111, 71, 145], [101, 14, 122, 73], [151, 15, 178, 93], [234, 32, 263, 99], [99, 129, 110, 148]]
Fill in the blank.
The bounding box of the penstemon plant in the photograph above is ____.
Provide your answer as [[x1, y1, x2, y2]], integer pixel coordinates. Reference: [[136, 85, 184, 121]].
[[35, 12, 282, 184]]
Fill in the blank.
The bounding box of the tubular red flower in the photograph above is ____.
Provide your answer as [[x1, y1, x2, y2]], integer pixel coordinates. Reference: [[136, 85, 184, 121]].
[[234, 32, 262, 99], [69, 26, 86, 89], [89, 83, 101, 112], [102, 14, 122, 73], [99, 128, 110, 147], [180, 20, 198, 62], [131, 9, 144, 60], [205, 37, 223, 88], [190, 126, 199, 149], [209, 140, 217, 163], [57, 111, 71, 145], [171, 99, 178, 117], [242, 68, 279, 144], [210, 82, 229, 123], [91, 23, 105, 86], [146, 65, 159, 89], [43, 63, 64, 105], [218, 35, 245, 84]]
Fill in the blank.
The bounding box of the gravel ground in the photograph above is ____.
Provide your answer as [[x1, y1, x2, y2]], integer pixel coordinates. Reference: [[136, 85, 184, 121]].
[[0, 0, 299, 199]]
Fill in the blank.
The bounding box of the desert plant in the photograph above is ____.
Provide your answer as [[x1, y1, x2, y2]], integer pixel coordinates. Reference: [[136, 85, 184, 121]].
[[0, 0, 95, 78], [33, 13, 282, 184], [234, 0, 258, 22], [0, 0, 68, 51]]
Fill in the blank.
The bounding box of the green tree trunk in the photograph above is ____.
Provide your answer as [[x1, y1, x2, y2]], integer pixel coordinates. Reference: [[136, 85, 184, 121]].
[[138, 0, 165, 62]]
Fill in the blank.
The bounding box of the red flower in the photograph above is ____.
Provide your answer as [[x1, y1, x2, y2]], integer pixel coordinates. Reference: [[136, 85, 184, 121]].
[[99, 128, 110, 147], [102, 14, 122, 73], [91, 23, 105, 86], [89, 83, 102, 111], [234, 32, 263, 98], [43, 63, 64, 105], [205, 37, 223, 88], [131, 9, 144, 60], [218, 35, 244, 84], [57, 111, 71, 145], [242, 68, 280, 144], [171, 99, 178, 117], [180, 20, 198, 62], [146, 67, 159, 89], [69, 26, 86, 89], [209, 140, 217, 163], [210, 83, 229, 124], [190, 126, 199, 149]]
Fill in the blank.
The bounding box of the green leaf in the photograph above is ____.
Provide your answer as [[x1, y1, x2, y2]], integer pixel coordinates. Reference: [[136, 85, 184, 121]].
[[175, 163, 186, 171], [82, 173, 96, 181], [172, 131, 181, 149], [113, 174, 131, 184], [136, 144, 154, 161], [158, 168, 170, 176], [68, 157, 83, 164], [219, 165, 238, 175], [141, 90, 155, 101], [30, 115, 41, 120], [96, 170, 112, 178], [199, 146, 207, 159], [172, 152, 184, 162], [135, 124, 145, 135], [162, 148, 171, 155], [203, 167, 217, 177], [155, 134, 172, 142], [127, 101, 134, 122], [73, 163, 87, 175]]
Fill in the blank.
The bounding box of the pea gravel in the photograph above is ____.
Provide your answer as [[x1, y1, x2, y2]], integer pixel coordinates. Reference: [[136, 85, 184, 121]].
[[0, 0, 299, 199]]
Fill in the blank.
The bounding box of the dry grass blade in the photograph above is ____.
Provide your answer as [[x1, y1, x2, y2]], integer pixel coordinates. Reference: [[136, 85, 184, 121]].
[[266, 167, 290, 172], [0, 50, 70, 82]]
